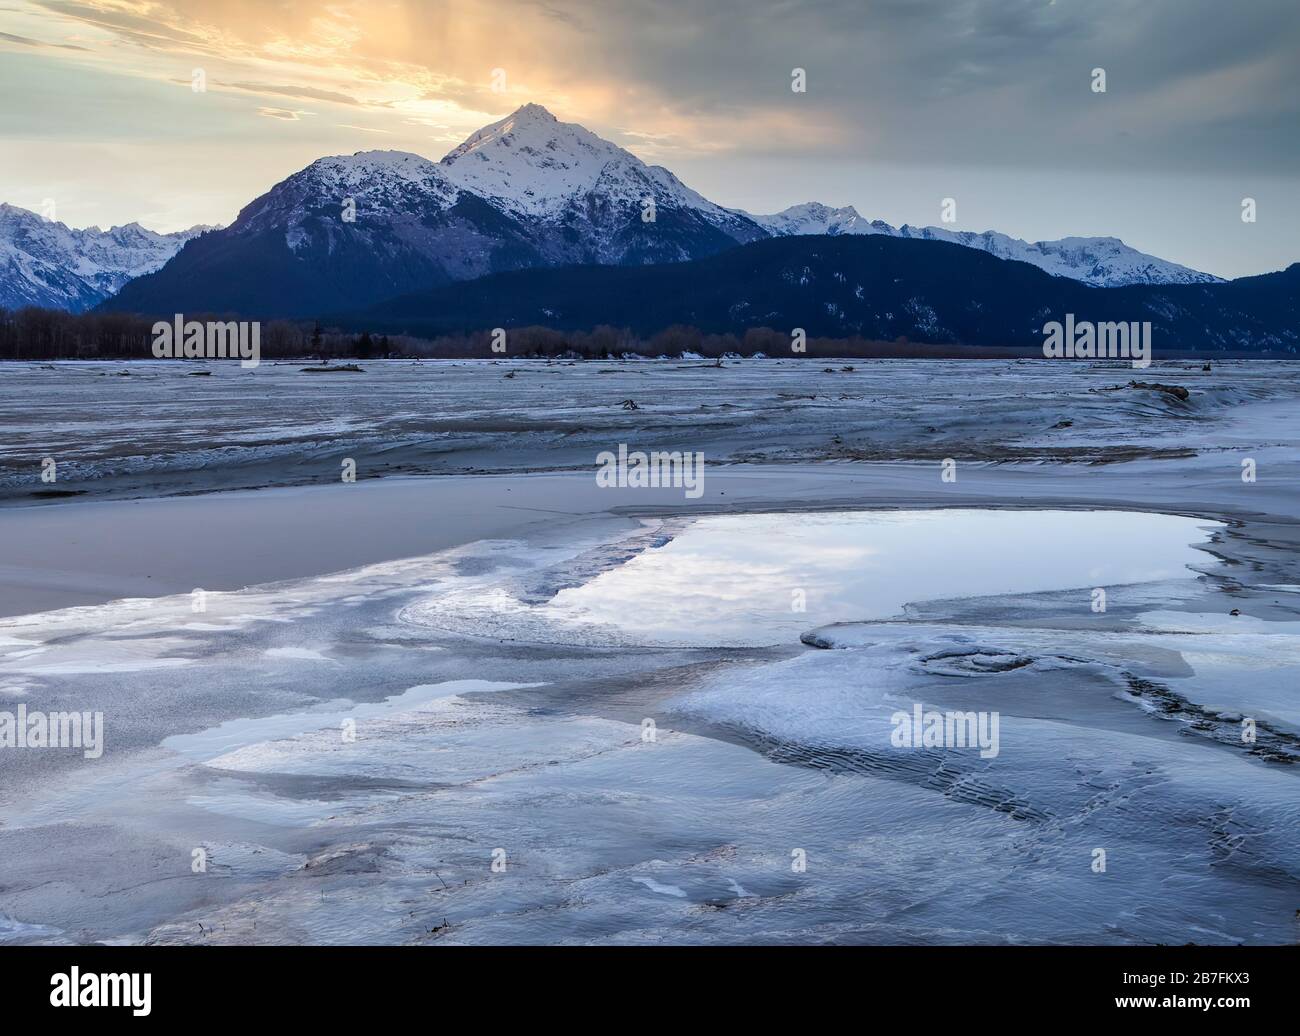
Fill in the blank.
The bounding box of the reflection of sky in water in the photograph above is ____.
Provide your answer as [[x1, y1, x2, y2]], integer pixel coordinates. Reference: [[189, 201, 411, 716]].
[[544, 510, 1220, 646]]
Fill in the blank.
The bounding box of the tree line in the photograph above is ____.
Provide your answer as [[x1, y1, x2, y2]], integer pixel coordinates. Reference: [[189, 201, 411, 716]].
[[0, 306, 1024, 361]]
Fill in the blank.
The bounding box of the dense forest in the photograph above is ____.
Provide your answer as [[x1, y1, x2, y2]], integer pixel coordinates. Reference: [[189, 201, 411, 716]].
[[0, 307, 354, 361]]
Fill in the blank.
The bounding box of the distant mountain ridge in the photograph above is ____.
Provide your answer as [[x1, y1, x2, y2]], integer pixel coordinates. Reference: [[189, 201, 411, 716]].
[[0, 203, 209, 312], [750, 203, 1221, 288], [354, 234, 1299, 354], [92, 104, 1228, 318]]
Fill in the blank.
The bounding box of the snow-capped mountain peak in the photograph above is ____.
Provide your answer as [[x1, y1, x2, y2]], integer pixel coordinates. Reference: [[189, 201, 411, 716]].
[[439, 103, 732, 223], [440, 104, 630, 216], [752, 202, 886, 237], [238, 150, 458, 238], [306, 150, 451, 189]]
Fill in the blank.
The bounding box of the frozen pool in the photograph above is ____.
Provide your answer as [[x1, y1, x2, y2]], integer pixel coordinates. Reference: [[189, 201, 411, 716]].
[[410, 509, 1222, 648], [6, 503, 1297, 947]]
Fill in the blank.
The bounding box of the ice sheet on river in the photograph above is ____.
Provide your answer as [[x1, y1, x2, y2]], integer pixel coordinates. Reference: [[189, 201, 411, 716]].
[[2, 503, 1297, 944]]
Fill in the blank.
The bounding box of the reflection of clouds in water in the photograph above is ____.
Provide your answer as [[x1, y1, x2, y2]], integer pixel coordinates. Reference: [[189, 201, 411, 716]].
[[547, 534, 883, 635], [537, 510, 1219, 646]]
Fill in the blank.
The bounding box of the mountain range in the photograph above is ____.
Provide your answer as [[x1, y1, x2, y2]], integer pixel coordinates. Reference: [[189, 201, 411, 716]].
[[354, 234, 1298, 353], [751, 203, 1222, 288], [0, 102, 1211, 322], [0, 203, 208, 312]]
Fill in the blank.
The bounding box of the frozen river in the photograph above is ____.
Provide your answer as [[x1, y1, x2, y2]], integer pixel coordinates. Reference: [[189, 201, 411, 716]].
[[1, 358, 1299, 944], [1, 356, 1290, 503]]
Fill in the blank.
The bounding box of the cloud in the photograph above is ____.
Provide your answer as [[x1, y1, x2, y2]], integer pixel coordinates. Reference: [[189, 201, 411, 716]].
[[255, 106, 310, 121], [0, 28, 89, 49], [12, 0, 1300, 175], [221, 81, 365, 107], [34, 0, 229, 52]]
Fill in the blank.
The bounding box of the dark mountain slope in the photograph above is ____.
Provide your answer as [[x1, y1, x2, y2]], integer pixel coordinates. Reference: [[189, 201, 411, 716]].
[[354, 235, 1300, 352]]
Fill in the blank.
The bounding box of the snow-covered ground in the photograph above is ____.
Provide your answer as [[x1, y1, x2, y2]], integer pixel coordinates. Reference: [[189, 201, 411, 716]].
[[0, 358, 1298, 945], [0, 356, 1286, 504]]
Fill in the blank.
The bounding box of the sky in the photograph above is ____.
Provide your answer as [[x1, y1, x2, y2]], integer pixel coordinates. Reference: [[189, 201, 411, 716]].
[[0, 0, 1296, 278]]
